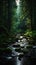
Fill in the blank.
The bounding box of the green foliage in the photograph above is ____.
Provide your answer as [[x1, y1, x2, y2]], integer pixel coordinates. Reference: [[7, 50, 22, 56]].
[[24, 30, 32, 37], [32, 30, 36, 43], [0, 47, 11, 51], [24, 30, 33, 44], [24, 30, 36, 44], [10, 0, 31, 35]]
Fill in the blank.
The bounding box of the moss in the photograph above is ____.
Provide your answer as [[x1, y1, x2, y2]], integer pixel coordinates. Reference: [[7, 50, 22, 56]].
[[0, 48, 12, 55]]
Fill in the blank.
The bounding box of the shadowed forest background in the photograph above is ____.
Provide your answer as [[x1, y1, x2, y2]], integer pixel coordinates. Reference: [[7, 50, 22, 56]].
[[0, 0, 36, 65], [0, 0, 36, 44]]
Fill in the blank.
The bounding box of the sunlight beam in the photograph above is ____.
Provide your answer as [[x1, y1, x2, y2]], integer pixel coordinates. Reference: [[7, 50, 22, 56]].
[[16, 0, 20, 6]]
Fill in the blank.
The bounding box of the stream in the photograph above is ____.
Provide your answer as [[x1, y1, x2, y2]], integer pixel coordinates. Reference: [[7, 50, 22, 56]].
[[0, 37, 36, 65], [8, 37, 29, 65]]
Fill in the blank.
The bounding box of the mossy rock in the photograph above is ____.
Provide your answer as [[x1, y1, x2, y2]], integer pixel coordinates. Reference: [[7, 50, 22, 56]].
[[18, 53, 24, 60], [15, 48, 22, 52], [0, 48, 12, 55], [0, 43, 8, 48], [13, 44, 20, 47], [23, 48, 29, 54]]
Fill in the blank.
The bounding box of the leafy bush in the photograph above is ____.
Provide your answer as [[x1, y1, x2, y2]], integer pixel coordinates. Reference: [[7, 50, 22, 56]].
[[24, 30, 32, 37], [24, 30, 33, 43], [24, 30, 36, 44]]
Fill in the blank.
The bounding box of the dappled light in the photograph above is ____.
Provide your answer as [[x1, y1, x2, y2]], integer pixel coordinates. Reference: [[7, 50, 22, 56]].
[[0, 0, 36, 65], [16, 0, 20, 6]]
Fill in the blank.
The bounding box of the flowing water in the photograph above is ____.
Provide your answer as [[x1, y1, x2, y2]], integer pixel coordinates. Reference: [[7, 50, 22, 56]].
[[16, 57, 22, 65], [9, 37, 28, 65]]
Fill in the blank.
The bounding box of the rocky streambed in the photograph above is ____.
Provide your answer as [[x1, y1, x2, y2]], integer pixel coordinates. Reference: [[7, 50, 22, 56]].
[[0, 37, 36, 65]]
